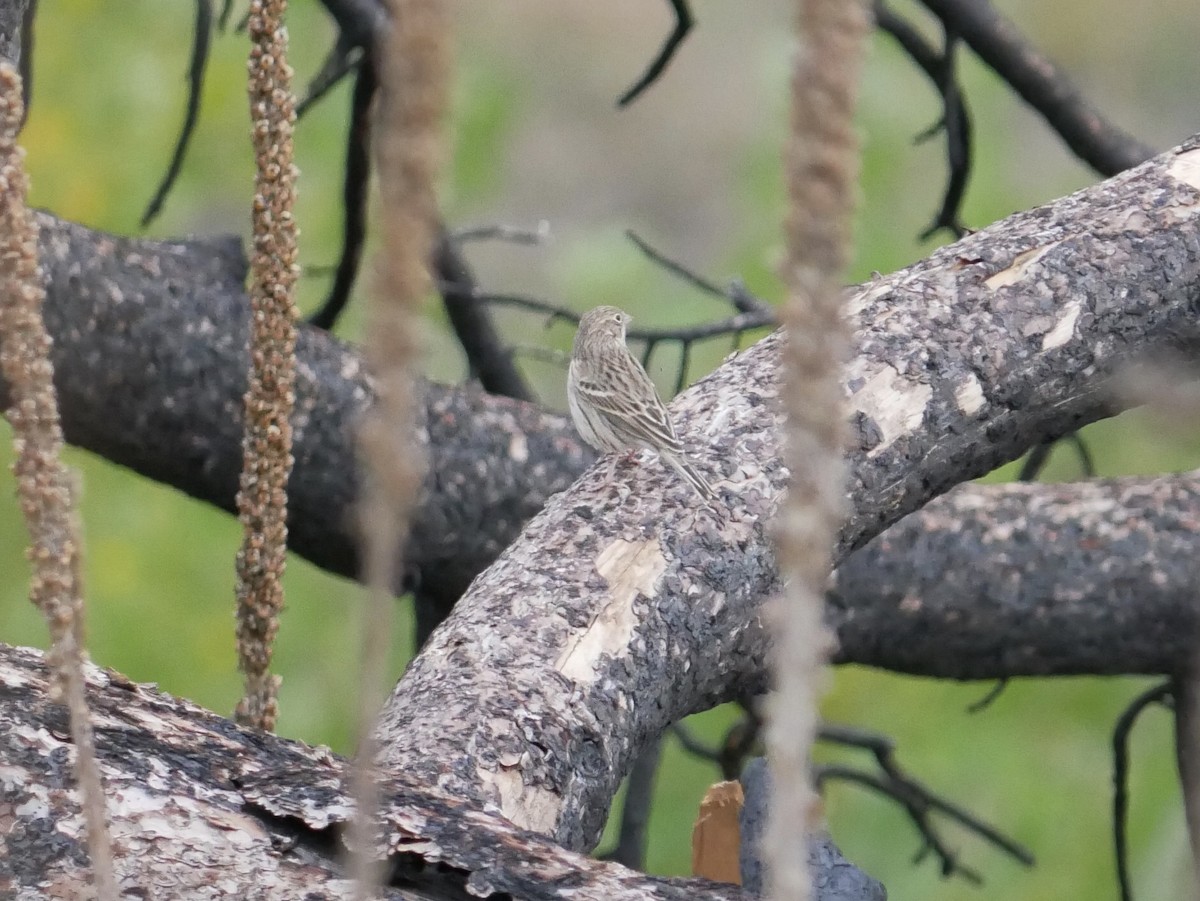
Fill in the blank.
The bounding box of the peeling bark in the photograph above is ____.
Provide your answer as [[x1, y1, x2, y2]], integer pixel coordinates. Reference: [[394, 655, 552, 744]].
[[0, 644, 750, 900]]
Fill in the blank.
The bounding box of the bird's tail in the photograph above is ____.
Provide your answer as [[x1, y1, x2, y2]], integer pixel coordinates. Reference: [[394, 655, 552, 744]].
[[664, 451, 717, 503]]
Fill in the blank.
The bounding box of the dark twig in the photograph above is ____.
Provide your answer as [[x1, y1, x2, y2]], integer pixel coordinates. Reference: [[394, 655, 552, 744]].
[[820, 725, 1034, 866], [919, 0, 1155, 175], [817, 724, 1034, 879], [1112, 681, 1173, 901], [673, 717, 1031, 881], [315, 0, 388, 45], [617, 0, 693, 107], [472, 292, 578, 329], [816, 766, 983, 884], [640, 337, 658, 372], [966, 678, 1008, 713], [474, 239, 774, 396], [626, 229, 730, 301], [509, 344, 569, 369], [725, 279, 770, 316], [218, 0, 236, 31], [671, 703, 762, 781], [674, 341, 692, 398], [1069, 432, 1097, 477], [671, 721, 718, 762], [919, 27, 970, 239], [18, 0, 33, 119], [598, 739, 664, 869], [308, 56, 376, 331], [873, 2, 972, 239], [625, 229, 772, 315], [299, 0, 390, 206], [434, 226, 534, 401], [1018, 441, 1052, 481], [296, 39, 364, 118], [298, 0, 389, 120], [477, 291, 775, 343], [628, 310, 775, 344], [1018, 432, 1096, 481], [452, 221, 550, 245], [141, 0, 212, 226]]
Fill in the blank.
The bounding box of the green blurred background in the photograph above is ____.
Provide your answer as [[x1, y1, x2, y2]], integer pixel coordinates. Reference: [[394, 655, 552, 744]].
[[2, 1, 1198, 897]]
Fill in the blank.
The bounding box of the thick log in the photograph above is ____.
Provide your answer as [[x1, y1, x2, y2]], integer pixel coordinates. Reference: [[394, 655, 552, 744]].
[[0, 643, 753, 900]]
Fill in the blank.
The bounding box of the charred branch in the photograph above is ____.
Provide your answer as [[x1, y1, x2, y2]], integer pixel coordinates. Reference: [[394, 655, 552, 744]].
[[617, 0, 693, 107], [830, 473, 1200, 679], [434, 224, 535, 401], [307, 54, 376, 331], [0, 212, 594, 610], [918, 0, 1156, 175], [0, 644, 757, 900], [873, 3, 973, 239], [141, 0, 213, 226]]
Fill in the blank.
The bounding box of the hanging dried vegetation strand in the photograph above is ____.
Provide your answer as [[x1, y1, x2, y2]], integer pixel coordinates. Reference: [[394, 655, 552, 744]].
[[0, 61, 117, 900], [234, 0, 300, 732], [348, 0, 450, 896], [766, 0, 871, 899]]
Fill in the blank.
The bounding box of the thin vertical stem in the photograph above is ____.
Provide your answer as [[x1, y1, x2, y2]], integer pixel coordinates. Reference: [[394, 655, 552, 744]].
[[349, 0, 450, 896], [234, 0, 300, 732], [0, 61, 116, 900], [767, 0, 871, 898]]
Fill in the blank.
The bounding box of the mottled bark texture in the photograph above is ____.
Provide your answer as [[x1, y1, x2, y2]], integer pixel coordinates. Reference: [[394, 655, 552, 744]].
[[831, 473, 1200, 677], [373, 137, 1200, 852], [0, 0, 28, 70], [0, 644, 752, 900], [0, 212, 594, 616], [3, 133, 1200, 892]]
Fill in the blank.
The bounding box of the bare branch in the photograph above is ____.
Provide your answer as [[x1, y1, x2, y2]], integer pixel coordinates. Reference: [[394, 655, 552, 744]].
[[617, 0, 693, 107], [873, 2, 972, 239], [435, 225, 535, 401], [919, 0, 1156, 174], [1112, 681, 1173, 901], [142, 0, 213, 226], [817, 724, 1034, 876], [307, 56, 375, 331]]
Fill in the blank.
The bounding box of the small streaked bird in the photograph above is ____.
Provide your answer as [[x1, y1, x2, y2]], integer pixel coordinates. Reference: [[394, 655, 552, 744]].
[[568, 305, 717, 502]]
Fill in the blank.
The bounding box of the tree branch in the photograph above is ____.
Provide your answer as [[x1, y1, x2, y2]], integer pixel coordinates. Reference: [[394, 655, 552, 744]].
[[919, 0, 1156, 174], [371, 135, 1200, 851], [0, 643, 754, 900], [0, 212, 594, 614], [5, 127, 1200, 901], [434, 224, 535, 401], [831, 473, 1200, 678]]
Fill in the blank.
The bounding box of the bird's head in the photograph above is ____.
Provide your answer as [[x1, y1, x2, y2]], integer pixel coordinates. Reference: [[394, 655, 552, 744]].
[[577, 305, 631, 345]]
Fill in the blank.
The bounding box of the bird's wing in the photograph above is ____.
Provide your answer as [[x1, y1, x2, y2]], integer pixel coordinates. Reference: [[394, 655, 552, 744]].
[[574, 370, 684, 453]]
